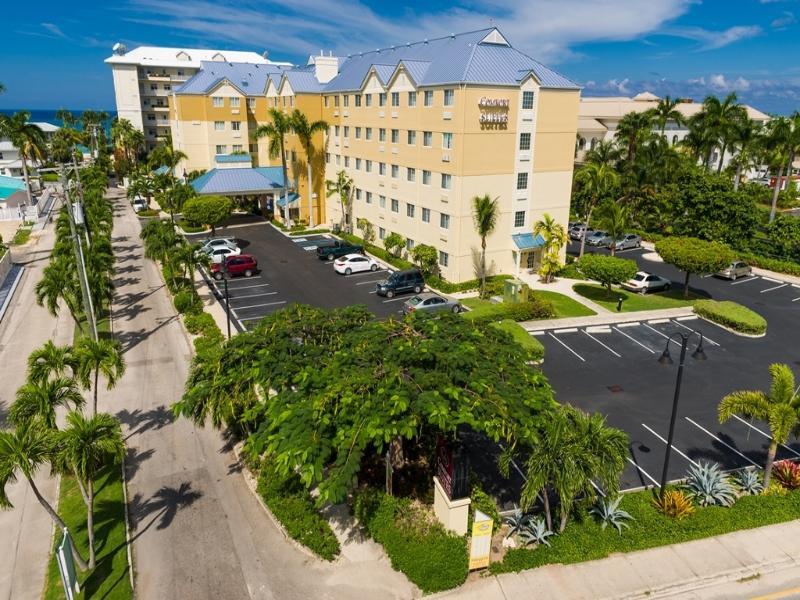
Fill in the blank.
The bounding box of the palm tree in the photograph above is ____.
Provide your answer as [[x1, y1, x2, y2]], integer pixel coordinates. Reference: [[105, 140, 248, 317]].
[[575, 163, 620, 258], [10, 377, 85, 430], [54, 411, 124, 569], [584, 139, 621, 167], [149, 145, 188, 225], [719, 363, 800, 488], [0, 112, 46, 207], [75, 337, 126, 415], [699, 93, 747, 173], [140, 218, 179, 264], [28, 341, 77, 384], [652, 96, 685, 136], [595, 202, 630, 256], [325, 170, 354, 233], [471, 194, 499, 297], [290, 110, 329, 227], [169, 240, 210, 284], [614, 111, 654, 164], [255, 109, 294, 224], [35, 257, 84, 333], [532, 213, 567, 283], [764, 116, 793, 223], [0, 422, 88, 570], [729, 118, 761, 191]]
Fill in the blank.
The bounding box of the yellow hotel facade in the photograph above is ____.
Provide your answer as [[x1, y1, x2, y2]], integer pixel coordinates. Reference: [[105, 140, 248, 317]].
[[140, 28, 581, 282]]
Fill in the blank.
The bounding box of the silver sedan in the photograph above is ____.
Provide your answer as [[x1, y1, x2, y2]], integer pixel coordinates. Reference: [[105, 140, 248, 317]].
[[401, 293, 462, 315]]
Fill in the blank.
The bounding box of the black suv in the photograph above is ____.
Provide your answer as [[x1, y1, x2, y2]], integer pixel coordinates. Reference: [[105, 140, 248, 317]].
[[316, 240, 364, 260], [375, 268, 425, 298]]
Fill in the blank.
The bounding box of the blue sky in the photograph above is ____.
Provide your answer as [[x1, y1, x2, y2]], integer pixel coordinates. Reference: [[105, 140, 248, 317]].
[[2, 0, 799, 114]]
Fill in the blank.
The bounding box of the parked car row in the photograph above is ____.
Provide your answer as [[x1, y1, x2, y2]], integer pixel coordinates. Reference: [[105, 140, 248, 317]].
[[197, 237, 241, 263], [620, 261, 753, 295], [568, 223, 642, 251]]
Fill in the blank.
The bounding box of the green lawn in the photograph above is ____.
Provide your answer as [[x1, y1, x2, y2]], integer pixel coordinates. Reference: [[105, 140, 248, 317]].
[[573, 283, 698, 313], [72, 309, 112, 344], [11, 227, 32, 246], [461, 290, 595, 321], [490, 319, 544, 359], [43, 461, 132, 599]]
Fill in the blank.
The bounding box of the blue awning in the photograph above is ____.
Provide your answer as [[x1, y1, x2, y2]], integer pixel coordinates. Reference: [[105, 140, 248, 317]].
[[512, 233, 545, 250], [276, 192, 300, 208], [153, 165, 170, 176]]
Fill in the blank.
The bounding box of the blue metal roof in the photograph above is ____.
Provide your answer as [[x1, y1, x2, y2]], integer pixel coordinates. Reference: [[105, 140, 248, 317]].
[[253, 167, 285, 187], [191, 167, 284, 195], [324, 28, 578, 92], [283, 70, 323, 93], [276, 192, 300, 208], [153, 165, 170, 176], [177, 61, 287, 95], [215, 154, 251, 164], [512, 233, 546, 250]]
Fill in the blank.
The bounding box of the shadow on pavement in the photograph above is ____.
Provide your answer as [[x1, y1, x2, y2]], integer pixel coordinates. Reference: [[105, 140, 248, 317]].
[[117, 405, 175, 439], [129, 482, 203, 534]]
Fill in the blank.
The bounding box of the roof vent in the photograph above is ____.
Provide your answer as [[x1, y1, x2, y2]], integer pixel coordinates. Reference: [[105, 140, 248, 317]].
[[450, 33, 455, 38], [424, 39, 428, 44], [391, 45, 395, 50], [406, 42, 411, 47], [262, 50, 269, 60]]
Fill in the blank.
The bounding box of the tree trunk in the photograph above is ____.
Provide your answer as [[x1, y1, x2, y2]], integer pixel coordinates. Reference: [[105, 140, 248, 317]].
[[21, 153, 34, 209], [763, 439, 778, 489], [733, 163, 742, 192], [27, 475, 88, 571], [93, 369, 99, 415], [480, 238, 487, 298], [579, 204, 595, 259], [769, 163, 785, 224], [716, 142, 727, 174], [558, 500, 570, 533], [542, 488, 552, 531], [87, 480, 96, 569], [683, 271, 691, 299], [307, 158, 314, 228], [280, 139, 290, 225]]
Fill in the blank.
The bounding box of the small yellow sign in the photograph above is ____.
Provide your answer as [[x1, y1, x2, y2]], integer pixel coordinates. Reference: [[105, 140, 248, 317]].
[[469, 510, 493, 570]]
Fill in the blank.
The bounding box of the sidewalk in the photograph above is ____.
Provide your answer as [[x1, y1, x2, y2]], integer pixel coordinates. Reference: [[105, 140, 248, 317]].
[[437, 519, 800, 600], [521, 307, 695, 332], [515, 272, 610, 314]]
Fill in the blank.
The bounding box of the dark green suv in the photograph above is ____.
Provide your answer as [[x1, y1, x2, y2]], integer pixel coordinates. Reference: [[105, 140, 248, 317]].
[[316, 240, 364, 261], [375, 268, 425, 298]]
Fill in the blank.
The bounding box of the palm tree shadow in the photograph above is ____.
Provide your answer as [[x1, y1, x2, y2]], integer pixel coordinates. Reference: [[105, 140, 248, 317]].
[[129, 481, 203, 537], [117, 406, 174, 439]]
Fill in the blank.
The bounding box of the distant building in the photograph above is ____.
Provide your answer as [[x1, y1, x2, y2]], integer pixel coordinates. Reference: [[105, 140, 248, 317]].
[[0, 121, 58, 178]]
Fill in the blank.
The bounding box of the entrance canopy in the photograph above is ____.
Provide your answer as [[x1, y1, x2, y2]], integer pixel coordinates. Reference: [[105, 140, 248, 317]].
[[511, 233, 545, 250], [191, 167, 285, 196], [276, 192, 300, 208]]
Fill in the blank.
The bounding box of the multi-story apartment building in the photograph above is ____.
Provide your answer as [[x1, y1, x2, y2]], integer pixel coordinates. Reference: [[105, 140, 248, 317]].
[[105, 44, 289, 152], [159, 28, 582, 282]]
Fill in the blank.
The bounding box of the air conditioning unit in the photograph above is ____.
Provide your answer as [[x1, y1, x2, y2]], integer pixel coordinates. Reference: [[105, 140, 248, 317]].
[[442, 154, 450, 162]]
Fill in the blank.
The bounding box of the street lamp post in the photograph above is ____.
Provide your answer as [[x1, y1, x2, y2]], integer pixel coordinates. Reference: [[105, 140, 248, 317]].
[[657, 330, 707, 497], [222, 260, 231, 340]]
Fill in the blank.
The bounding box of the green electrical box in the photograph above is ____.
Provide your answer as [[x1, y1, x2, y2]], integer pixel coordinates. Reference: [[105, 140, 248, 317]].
[[503, 279, 524, 303]]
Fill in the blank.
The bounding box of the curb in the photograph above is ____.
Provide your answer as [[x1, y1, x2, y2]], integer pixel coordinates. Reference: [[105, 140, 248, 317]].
[[694, 314, 767, 338], [0, 265, 25, 323]]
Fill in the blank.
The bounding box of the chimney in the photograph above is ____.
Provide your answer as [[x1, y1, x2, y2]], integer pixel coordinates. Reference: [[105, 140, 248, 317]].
[[313, 53, 340, 84]]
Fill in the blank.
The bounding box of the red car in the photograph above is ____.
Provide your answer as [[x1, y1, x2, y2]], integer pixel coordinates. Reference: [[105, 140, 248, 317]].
[[211, 254, 258, 280]]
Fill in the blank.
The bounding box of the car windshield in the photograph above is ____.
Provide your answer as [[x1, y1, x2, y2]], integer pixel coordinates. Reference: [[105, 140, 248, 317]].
[[408, 296, 423, 306], [633, 274, 646, 281]]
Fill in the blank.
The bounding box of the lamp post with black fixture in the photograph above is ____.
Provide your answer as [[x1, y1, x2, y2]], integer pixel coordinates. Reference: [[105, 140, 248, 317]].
[[656, 329, 707, 497]]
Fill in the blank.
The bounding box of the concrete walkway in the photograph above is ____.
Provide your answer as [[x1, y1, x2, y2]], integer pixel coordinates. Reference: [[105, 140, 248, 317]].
[[515, 272, 610, 314], [437, 519, 800, 600]]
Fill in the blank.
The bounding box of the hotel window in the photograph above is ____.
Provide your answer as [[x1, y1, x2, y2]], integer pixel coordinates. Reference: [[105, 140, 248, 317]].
[[231, 121, 241, 131], [365, 127, 373, 140], [336, 155, 341, 166], [522, 91, 535, 110], [214, 121, 225, 131], [366, 160, 373, 172], [273, 98, 279, 107], [334, 95, 340, 107], [379, 195, 386, 208], [335, 125, 340, 137], [149, 130, 155, 136], [164, 84, 171, 91], [343, 95, 350, 107], [344, 156, 350, 167], [391, 92, 400, 107], [247, 98, 256, 110], [147, 114, 155, 121], [230, 97, 240, 108], [365, 94, 373, 107], [355, 94, 362, 107], [379, 162, 386, 175], [212, 97, 224, 107], [391, 198, 399, 213], [356, 158, 362, 170], [442, 132, 453, 150], [406, 203, 415, 218], [379, 227, 386, 239], [406, 238, 415, 251], [324, 96, 329, 108], [514, 211, 526, 227], [422, 207, 431, 223], [344, 126, 350, 138], [355, 188, 361, 200], [408, 91, 417, 107], [443, 89, 454, 106], [391, 164, 399, 178], [232, 144, 243, 153], [250, 143, 258, 153], [423, 131, 432, 147], [291, 150, 297, 162], [215, 144, 227, 154], [150, 84, 158, 91], [422, 170, 432, 185], [366, 191, 373, 204], [407, 130, 416, 145], [355, 127, 361, 139], [424, 90, 433, 106], [519, 133, 531, 151], [391, 129, 399, 143], [379, 93, 387, 107], [326, 152, 330, 164], [441, 174, 452, 189], [407, 167, 416, 182], [517, 172, 529, 190], [439, 250, 449, 267], [440, 213, 450, 229], [379, 128, 386, 142]]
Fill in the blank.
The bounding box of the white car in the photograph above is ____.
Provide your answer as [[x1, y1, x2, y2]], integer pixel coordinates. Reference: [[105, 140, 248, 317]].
[[205, 246, 241, 263], [334, 253, 380, 275], [132, 197, 148, 213], [199, 238, 238, 254], [622, 271, 671, 294]]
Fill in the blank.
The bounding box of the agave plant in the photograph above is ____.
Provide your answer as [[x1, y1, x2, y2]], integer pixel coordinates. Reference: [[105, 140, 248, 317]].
[[652, 489, 695, 520], [683, 462, 737, 507], [517, 516, 554, 548], [734, 469, 764, 495], [589, 495, 634, 534], [503, 507, 529, 539], [772, 460, 800, 490]]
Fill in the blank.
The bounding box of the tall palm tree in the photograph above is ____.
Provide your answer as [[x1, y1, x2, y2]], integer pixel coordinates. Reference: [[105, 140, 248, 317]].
[[595, 202, 630, 256], [652, 96, 685, 136], [532, 213, 567, 283], [584, 139, 621, 167], [764, 116, 793, 223], [471, 194, 499, 297], [614, 111, 654, 165], [0, 423, 88, 570], [149, 145, 188, 225], [719, 363, 800, 488], [290, 110, 329, 227], [575, 163, 620, 258], [28, 341, 77, 384], [0, 112, 46, 207], [55, 411, 124, 569], [75, 338, 126, 415], [256, 109, 294, 224], [10, 377, 85, 430], [325, 170, 354, 233], [169, 240, 210, 284], [35, 257, 84, 333], [729, 118, 761, 191], [699, 93, 747, 173]]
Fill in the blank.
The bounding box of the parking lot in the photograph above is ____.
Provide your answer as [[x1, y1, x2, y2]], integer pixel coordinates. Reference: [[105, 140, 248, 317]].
[[197, 223, 408, 331]]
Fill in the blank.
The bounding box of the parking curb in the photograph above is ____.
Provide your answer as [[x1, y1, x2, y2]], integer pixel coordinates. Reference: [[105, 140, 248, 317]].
[[520, 306, 696, 332]]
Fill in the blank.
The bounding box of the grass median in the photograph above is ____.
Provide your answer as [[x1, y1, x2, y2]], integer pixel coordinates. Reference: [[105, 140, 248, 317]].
[[461, 290, 595, 321], [573, 283, 698, 312]]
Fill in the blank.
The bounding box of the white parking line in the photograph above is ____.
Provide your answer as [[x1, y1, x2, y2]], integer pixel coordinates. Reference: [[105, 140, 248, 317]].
[[676, 315, 697, 321], [617, 321, 640, 328], [792, 284, 800, 289], [761, 276, 782, 283], [547, 332, 585, 362], [641, 424, 699, 467], [553, 328, 578, 334], [344, 270, 387, 277], [237, 309, 287, 321], [793, 297, 800, 302], [230, 291, 278, 300], [232, 300, 286, 310], [382, 297, 408, 304], [730, 415, 800, 458], [582, 329, 622, 357], [626, 457, 660, 487], [670, 319, 720, 346], [684, 417, 760, 467], [221, 282, 270, 290], [648, 318, 670, 324], [731, 276, 759, 285], [530, 331, 545, 337], [642, 323, 682, 347], [612, 326, 656, 353], [355, 278, 387, 285], [760, 283, 789, 294]]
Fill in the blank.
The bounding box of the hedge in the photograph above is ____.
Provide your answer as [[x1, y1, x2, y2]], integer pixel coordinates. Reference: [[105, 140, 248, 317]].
[[353, 489, 468, 593], [289, 228, 331, 236], [739, 252, 800, 278], [136, 209, 161, 217], [465, 296, 555, 324], [184, 311, 221, 337], [256, 459, 340, 561], [694, 300, 767, 335], [178, 218, 206, 233], [174, 289, 202, 315]]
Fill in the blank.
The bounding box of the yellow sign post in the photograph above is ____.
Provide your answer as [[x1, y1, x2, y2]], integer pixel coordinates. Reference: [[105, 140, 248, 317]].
[[468, 510, 493, 570]]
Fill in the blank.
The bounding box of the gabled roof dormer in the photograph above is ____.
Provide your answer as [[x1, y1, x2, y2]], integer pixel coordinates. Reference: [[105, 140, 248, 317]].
[[278, 76, 295, 97], [176, 50, 191, 61], [264, 77, 278, 97], [480, 28, 510, 46], [211, 52, 226, 62]]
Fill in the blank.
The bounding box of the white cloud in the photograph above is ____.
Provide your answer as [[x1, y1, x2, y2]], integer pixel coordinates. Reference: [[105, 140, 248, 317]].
[[666, 25, 762, 50], [40, 22, 68, 39], [771, 11, 796, 27]]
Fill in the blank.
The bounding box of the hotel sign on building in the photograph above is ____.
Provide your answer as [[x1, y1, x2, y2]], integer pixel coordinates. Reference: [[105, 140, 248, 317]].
[[478, 97, 510, 124]]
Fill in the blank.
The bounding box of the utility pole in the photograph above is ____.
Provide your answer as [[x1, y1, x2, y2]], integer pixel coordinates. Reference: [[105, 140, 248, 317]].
[[60, 165, 98, 342]]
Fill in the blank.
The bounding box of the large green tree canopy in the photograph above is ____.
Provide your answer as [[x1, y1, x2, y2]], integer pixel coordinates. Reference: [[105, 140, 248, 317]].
[[175, 304, 556, 504]]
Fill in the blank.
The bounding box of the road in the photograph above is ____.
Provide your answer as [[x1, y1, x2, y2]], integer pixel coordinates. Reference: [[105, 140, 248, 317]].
[[0, 212, 72, 600], [108, 190, 414, 599]]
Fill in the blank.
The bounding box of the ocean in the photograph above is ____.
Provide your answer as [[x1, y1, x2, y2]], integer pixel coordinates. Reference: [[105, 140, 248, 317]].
[[0, 109, 117, 134]]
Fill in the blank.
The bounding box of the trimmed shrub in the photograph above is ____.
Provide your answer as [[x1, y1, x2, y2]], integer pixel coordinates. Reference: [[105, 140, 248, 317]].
[[174, 290, 202, 315], [739, 252, 800, 277], [184, 311, 220, 337], [772, 460, 800, 490], [652, 489, 695, 520], [256, 460, 340, 561], [468, 295, 555, 324], [577, 254, 638, 292], [136, 209, 160, 217], [694, 300, 766, 335], [353, 489, 468, 593]]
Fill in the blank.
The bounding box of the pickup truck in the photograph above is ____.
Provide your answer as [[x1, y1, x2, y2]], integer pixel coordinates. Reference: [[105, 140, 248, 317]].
[[316, 240, 364, 260]]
